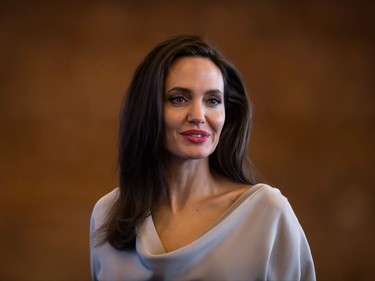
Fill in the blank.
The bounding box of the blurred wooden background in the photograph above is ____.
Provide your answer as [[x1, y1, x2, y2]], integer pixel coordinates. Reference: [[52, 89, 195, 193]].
[[0, 1, 373, 280]]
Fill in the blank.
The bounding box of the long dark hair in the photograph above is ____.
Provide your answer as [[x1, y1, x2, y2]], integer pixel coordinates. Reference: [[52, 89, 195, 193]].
[[97, 34, 258, 249]]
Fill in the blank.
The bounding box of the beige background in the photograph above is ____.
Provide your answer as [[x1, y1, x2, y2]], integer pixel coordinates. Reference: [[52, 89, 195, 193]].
[[0, 1, 374, 280]]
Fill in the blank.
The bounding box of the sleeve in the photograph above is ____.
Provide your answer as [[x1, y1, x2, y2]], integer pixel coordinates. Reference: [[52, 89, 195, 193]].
[[90, 205, 100, 281], [89, 188, 119, 281], [266, 192, 316, 281]]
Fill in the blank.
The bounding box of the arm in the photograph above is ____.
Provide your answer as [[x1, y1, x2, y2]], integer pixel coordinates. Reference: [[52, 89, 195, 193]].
[[266, 193, 316, 281], [90, 207, 99, 281]]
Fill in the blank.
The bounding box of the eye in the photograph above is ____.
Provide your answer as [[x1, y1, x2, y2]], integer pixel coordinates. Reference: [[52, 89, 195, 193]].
[[207, 98, 222, 106], [169, 96, 188, 104]]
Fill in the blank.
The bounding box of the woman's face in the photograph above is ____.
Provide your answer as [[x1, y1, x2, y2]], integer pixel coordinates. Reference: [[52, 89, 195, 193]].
[[163, 57, 225, 160]]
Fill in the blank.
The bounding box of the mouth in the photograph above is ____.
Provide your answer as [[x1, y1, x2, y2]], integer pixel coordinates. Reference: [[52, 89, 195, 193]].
[[180, 130, 211, 143]]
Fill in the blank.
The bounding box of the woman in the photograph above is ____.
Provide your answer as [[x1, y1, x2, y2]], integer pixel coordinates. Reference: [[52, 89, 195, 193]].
[[90, 35, 315, 280]]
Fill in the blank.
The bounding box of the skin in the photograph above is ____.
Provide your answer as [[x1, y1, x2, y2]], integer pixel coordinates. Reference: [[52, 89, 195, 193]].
[[153, 57, 250, 252], [163, 57, 225, 160]]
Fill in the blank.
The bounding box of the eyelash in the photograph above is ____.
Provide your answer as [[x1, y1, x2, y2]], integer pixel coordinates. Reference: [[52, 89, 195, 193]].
[[168, 96, 223, 106], [169, 96, 188, 104], [207, 98, 222, 106]]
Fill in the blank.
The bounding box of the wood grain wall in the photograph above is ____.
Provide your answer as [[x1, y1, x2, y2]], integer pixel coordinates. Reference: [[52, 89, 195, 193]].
[[0, 1, 373, 280]]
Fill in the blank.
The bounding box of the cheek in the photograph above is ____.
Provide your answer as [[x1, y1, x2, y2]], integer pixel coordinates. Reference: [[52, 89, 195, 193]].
[[163, 110, 183, 133], [213, 110, 225, 132]]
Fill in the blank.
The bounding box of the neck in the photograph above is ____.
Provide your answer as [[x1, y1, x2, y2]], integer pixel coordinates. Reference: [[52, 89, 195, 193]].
[[163, 156, 217, 212]]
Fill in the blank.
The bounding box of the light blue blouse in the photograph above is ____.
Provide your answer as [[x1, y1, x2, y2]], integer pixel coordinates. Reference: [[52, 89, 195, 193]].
[[90, 184, 316, 280]]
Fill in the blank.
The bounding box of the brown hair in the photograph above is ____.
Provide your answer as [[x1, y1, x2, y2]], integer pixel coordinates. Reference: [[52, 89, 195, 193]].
[[97, 34, 257, 249]]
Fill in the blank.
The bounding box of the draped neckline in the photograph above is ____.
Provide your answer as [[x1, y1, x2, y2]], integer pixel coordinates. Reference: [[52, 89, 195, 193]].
[[137, 183, 265, 257]]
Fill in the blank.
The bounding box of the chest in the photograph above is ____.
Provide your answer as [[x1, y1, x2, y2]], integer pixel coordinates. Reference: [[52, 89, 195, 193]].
[[153, 203, 231, 252]]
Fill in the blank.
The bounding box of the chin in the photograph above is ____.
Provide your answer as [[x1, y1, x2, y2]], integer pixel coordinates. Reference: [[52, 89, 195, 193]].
[[186, 154, 209, 160], [180, 149, 214, 160], [164, 145, 217, 161]]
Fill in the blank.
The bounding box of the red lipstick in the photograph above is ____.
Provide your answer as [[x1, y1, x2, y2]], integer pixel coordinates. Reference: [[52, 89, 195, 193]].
[[180, 130, 211, 143]]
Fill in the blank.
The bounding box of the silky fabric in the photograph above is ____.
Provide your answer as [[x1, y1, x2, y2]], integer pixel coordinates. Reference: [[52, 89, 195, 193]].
[[90, 184, 316, 281]]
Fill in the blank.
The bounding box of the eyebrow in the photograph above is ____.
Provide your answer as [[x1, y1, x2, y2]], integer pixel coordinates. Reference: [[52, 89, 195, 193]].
[[165, 87, 223, 96]]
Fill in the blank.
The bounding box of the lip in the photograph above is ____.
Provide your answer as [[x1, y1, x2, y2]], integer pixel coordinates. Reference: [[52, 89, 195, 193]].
[[180, 130, 211, 143]]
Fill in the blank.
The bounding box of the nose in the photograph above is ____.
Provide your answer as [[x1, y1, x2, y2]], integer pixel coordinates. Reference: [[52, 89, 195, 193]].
[[187, 101, 205, 125]]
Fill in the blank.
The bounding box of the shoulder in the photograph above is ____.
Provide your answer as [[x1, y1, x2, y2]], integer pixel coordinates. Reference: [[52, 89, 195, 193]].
[[245, 183, 299, 222], [246, 183, 289, 209], [91, 188, 119, 229], [237, 184, 308, 246], [251, 185, 316, 279]]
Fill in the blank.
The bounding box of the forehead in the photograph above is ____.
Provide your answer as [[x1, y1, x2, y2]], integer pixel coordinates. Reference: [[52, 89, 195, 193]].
[[165, 57, 224, 89], [167, 56, 220, 73]]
